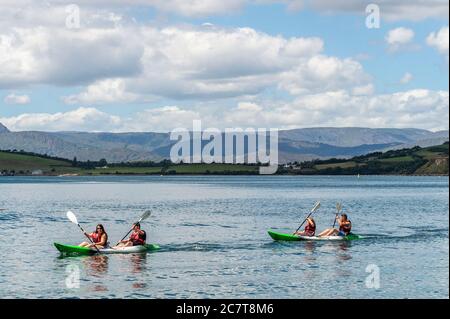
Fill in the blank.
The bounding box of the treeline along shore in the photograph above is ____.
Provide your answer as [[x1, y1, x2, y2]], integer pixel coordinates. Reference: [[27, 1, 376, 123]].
[[1, 142, 448, 176]]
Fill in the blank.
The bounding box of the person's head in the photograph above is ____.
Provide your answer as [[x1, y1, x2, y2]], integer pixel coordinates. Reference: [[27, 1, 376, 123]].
[[308, 217, 316, 226], [133, 222, 141, 231], [341, 214, 348, 221], [96, 224, 105, 233]]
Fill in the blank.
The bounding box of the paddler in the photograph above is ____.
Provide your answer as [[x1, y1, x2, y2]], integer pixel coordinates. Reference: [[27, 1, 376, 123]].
[[115, 222, 146, 247], [318, 213, 352, 237], [79, 224, 108, 249], [294, 217, 316, 237]]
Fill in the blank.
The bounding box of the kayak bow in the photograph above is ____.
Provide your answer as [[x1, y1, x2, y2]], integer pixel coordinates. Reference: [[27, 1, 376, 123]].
[[268, 230, 361, 241], [54, 242, 160, 255]]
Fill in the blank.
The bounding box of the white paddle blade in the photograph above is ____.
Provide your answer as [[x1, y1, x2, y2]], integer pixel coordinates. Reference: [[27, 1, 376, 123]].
[[140, 210, 152, 221], [336, 202, 342, 212], [66, 211, 78, 225], [311, 201, 321, 212]]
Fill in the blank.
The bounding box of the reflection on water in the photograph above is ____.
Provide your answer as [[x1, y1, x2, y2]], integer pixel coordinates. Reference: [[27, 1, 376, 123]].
[[130, 253, 147, 273], [336, 241, 352, 262], [129, 253, 148, 290], [84, 255, 109, 277], [302, 241, 317, 263]]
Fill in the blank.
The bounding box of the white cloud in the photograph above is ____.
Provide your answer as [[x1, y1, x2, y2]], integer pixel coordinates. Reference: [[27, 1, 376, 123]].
[[385, 27, 415, 51], [352, 84, 375, 96], [63, 79, 140, 105], [1, 89, 448, 132], [427, 26, 449, 61], [279, 55, 371, 95], [128, 26, 326, 99], [221, 89, 449, 131], [2, 14, 373, 101], [0, 24, 144, 89], [0, 107, 121, 132], [400, 72, 413, 84], [3, 93, 31, 105]]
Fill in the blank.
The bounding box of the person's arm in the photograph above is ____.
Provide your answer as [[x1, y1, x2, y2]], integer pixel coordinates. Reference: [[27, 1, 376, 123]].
[[84, 232, 93, 240]]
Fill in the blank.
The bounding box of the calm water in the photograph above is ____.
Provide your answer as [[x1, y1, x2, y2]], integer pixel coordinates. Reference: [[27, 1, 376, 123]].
[[0, 175, 448, 299]]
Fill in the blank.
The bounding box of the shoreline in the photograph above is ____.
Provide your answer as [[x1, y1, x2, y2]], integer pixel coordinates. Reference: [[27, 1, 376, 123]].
[[1, 173, 448, 177]]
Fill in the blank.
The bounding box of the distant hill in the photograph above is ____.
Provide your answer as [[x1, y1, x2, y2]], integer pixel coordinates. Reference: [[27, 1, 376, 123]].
[[278, 127, 435, 147], [0, 122, 448, 164], [282, 142, 449, 175], [0, 123, 9, 133]]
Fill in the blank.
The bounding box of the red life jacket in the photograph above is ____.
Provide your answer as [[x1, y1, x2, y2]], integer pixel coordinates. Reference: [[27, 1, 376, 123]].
[[91, 232, 101, 243], [130, 231, 146, 245], [340, 221, 352, 235], [304, 222, 316, 236]]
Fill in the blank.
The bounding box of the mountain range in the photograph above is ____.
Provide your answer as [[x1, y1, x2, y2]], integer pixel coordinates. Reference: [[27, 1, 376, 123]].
[[0, 123, 448, 164]]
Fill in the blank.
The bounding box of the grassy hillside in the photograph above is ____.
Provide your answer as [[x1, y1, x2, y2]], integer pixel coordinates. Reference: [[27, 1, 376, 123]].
[[282, 142, 449, 175], [0, 151, 80, 175]]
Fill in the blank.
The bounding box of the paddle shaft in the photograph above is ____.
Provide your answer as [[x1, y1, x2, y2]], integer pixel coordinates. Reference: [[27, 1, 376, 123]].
[[333, 214, 339, 228], [333, 203, 342, 228]]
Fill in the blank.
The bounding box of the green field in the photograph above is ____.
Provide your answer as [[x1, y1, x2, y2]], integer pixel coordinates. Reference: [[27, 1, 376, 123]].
[[85, 167, 163, 175], [378, 156, 415, 163], [0, 151, 259, 175], [314, 161, 359, 170]]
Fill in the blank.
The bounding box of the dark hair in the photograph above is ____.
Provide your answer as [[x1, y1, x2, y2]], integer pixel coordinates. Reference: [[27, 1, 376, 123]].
[[96, 224, 105, 232], [134, 222, 141, 228], [341, 214, 348, 220]]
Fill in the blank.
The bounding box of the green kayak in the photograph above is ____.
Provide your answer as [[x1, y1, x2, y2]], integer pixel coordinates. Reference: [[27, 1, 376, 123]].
[[54, 242, 160, 255], [268, 230, 361, 241]]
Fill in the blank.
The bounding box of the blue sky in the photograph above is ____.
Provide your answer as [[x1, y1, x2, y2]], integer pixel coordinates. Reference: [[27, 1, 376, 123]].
[[0, 1, 448, 132]]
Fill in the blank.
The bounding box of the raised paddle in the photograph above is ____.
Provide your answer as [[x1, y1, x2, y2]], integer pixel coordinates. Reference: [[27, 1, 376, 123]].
[[115, 210, 152, 246], [333, 202, 342, 228], [66, 211, 101, 253], [293, 201, 321, 235]]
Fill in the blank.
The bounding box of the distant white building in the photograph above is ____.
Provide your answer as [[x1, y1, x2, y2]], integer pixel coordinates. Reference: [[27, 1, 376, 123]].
[[32, 170, 43, 175]]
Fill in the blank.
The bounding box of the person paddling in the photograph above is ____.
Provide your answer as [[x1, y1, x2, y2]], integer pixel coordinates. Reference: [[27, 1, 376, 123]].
[[79, 224, 108, 249], [115, 222, 146, 247], [294, 217, 316, 237], [318, 213, 352, 237]]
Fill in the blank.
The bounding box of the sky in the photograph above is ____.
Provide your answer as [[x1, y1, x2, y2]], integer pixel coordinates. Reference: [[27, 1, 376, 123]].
[[0, 0, 448, 132]]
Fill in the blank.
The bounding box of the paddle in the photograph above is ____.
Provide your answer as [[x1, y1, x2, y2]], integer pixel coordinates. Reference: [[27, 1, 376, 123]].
[[66, 211, 101, 253], [115, 210, 152, 246], [333, 202, 342, 228], [293, 201, 321, 235]]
